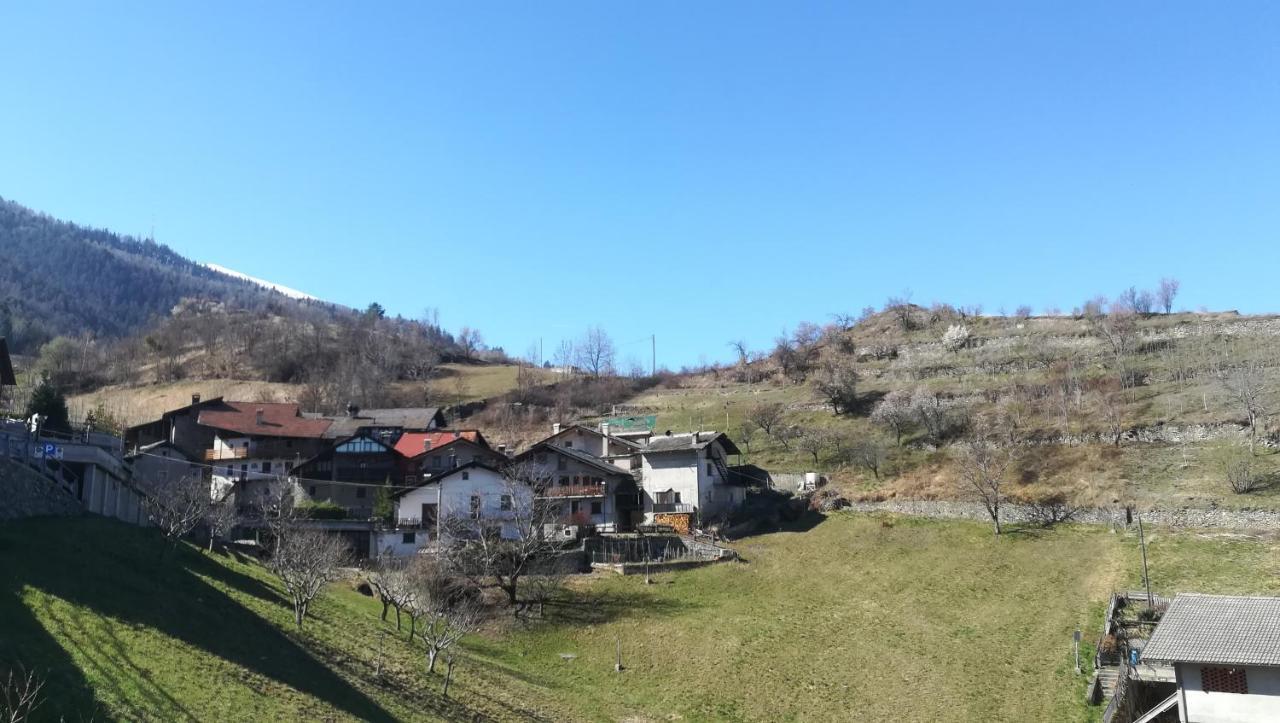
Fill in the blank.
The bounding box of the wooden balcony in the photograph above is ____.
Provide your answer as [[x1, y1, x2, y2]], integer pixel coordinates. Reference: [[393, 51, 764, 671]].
[[651, 502, 694, 514], [537, 484, 606, 498], [205, 447, 249, 461]]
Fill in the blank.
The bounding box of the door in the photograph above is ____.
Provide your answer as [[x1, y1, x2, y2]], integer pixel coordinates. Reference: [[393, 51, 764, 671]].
[[421, 503, 438, 527]]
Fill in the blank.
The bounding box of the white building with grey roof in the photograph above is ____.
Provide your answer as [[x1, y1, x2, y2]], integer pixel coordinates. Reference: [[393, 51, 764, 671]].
[[1139, 593, 1280, 723]]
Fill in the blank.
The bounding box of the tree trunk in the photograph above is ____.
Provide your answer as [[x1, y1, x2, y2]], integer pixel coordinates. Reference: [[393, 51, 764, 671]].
[[407, 615, 416, 642], [295, 603, 305, 628], [427, 647, 438, 674], [442, 655, 456, 697], [394, 606, 402, 630], [380, 601, 389, 622], [992, 506, 1002, 536]]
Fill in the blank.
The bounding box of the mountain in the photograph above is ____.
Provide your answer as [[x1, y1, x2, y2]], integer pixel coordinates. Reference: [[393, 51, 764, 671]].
[[202, 262, 318, 301], [0, 197, 336, 353]]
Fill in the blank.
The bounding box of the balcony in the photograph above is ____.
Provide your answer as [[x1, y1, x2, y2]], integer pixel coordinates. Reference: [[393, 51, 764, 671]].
[[205, 447, 249, 461], [651, 502, 695, 514], [537, 484, 606, 499]]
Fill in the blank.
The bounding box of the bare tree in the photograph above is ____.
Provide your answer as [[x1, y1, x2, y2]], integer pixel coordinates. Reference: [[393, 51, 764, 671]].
[[0, 666, 45, 723], [746, 402, 784, 437], [369, 557, 417, 630], [141, 474, 212, 548], [796, 428, 829, 465], [408, 558, 485, 673], [1219, 361, 1268, 453], [444, 467, 560, 609], [203, 494, 241, 552], [1157, 278, 1180, 314], [851, 436, 887, 480], [457, 327, 483, 360], [813, 359, 859, 414], [1014, 305, 1033, 320], [956, 425, 1014, 535], [1212, 442, 1264, 494], [576, 326, 615, 378], [886, 291, 915, 331], [871, 390, 914, 446], [269, 528, 350, 629]]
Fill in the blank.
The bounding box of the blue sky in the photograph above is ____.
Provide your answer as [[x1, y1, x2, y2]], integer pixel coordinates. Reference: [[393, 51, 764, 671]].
[[2, 2, 1277, 368]]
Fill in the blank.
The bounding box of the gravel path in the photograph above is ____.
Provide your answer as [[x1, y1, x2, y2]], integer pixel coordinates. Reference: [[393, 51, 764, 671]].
[[844, 499, 1280, 531]]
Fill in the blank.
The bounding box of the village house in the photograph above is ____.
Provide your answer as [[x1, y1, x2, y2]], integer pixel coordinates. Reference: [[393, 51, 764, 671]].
[[1137, 593, 1280, 723], [393, 430, 505, 481], [290, 433, 410, 518], [126, 440, 203, 491], [124, 394, 227, 462], [314, 404, 446, 443], [386, 461, 535, 553], [543, 423, 642, 471], [198, 402, 332, 507], [515, 441, 639, 533], [637, 430, 745, 532]]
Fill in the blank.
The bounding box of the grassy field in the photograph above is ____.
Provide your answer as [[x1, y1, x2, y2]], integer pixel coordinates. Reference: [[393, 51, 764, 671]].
[[4, 513, 1276, 722], [66, 363, 548, 427]]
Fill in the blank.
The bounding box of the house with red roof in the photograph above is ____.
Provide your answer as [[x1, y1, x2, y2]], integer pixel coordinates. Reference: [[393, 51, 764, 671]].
[[200, 402, 332, 503], [394, 430, 506, 481]]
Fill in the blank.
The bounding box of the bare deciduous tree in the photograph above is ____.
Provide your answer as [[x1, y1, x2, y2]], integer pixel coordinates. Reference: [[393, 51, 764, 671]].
[[1, 666, 45, 723], [203, 494, 240, 552], [813, 359, 859, 414], [457, 326, 483, 360], [796, 428, 829, 464], [576, 326, 615, 378], [1218, 361, 1268, 453], [746, 402, 785, 437], [956, 425, 1014, 535], [269, 528, 350, 628], [141, 474, 212, 548], [1212, 442, 1264, 494], [444, 468, 560, 610], [408, 558, 485, 674], [369, 557, 417, 630], [1157, 277, 1180, 314], [851, 436, 887, 480], [886, 291, 915, 331], [871, 390, 914, 446]]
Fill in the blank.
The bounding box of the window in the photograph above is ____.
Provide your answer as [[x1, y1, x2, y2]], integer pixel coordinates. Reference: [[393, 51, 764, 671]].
[[470, 495, 481, 518], [559, 476, 570, 486], [557, 457, 567, 471], [500, 494, 513, 511], [1202, 667, 1248, 694], [590, 500, 602, 515], [356, 487, 366, 499], [431, 455, 442, 468], [262, 461, 272, 474], [308, 485, 317, 496], [707, 462, 714, 476], [565, 441, 573, 449], [402, 532, 416, 544], [461, 471, 470, 480], [570, 500, 580, 514]]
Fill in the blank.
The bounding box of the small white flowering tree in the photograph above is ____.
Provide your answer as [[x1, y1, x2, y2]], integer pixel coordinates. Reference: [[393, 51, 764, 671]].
[[941, 324, 971, 353]]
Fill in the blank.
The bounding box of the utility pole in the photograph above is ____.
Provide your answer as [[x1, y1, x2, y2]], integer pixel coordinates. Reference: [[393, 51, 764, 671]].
[[1138, 513, 1152, 607], [651, 334, 656, 377]]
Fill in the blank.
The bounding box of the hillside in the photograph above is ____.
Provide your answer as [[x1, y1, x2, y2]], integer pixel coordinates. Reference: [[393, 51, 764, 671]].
[[2, 514, 1276, 722], [0, 197, 344, 354], [608, 305, 1280, 512]]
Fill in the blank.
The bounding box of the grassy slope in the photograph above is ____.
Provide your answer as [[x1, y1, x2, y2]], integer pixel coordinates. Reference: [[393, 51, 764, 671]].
[[2, 515, 1276, 722], [67, 363, 546, 427]]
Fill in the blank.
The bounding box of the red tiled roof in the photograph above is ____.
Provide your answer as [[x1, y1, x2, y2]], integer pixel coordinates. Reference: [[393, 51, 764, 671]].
[[197, 402, 332, 439], [394, 431, 483, 458]]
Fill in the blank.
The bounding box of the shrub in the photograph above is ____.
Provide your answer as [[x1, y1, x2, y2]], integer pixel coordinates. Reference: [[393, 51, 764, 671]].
[[1016, 491, 1080, 527], [297, 500, 347, 520]]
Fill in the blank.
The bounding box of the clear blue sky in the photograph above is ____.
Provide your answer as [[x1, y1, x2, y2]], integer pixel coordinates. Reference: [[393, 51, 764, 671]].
[[2, 2, 1278, 368]]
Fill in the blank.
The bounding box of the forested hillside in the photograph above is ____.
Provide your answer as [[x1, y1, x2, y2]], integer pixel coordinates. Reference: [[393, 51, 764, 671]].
[[0, 197, 338, 353]]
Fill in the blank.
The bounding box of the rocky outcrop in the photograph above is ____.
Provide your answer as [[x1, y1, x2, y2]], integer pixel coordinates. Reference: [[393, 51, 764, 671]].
[[0, 459, 83, 520]]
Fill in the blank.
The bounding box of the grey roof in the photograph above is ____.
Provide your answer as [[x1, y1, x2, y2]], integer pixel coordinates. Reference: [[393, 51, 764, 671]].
[[319, 407, 444, 438], [1142, 594, 1280, 667], [640, 431, 741, 456]]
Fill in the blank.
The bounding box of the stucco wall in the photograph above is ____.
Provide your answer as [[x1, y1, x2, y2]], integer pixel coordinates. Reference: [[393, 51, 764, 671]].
[[397, 467, 532, 539], [1179, 663, 1280, 723]]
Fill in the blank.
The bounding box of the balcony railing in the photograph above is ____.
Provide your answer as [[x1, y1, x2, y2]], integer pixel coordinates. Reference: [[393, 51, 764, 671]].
[[537, 484, 607, 498], [205, 447, 250, 461], [651, 502, 695, 514]]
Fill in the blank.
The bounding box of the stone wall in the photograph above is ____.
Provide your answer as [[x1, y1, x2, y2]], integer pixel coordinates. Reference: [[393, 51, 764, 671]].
[[0, 459, 83, 520], [843, 498, 1280, 531]]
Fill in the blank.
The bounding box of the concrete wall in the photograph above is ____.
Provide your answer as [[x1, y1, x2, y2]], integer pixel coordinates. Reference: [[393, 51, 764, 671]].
[[1178, 663, 1280, 722], [0, 459, 82, 519], [372, 529, 429, 558]]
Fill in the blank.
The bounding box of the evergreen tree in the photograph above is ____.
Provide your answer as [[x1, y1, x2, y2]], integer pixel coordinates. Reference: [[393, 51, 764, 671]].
[[26, 375, 71, 433]]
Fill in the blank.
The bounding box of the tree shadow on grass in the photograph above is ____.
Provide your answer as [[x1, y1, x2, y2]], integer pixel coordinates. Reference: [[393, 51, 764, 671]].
[[0, 517, 396, 722]]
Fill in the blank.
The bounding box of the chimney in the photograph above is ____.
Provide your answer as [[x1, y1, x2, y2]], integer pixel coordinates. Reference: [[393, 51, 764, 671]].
[[552, 422, 561, 435], [423, 439, 433, 452], [191, 394, 201, 405], [497, 443, 507, 454], [601, 422, 610, 437], [600, 423, 611, 455], [255, 408, 265, 426], [346, 403, 359, 418], [453, 431, 461, 439]]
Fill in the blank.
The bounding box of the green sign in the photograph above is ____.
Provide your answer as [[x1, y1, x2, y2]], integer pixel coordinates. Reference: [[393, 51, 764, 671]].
[[604, 415, 656, 431]]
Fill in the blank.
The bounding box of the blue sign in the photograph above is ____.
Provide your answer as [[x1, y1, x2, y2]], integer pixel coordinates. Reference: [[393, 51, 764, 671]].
[[32, 442, 64, 460]]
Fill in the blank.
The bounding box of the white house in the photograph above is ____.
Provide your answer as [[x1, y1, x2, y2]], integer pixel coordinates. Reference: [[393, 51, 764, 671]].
[[638, 431, 745, 526], [393, 462, 534, 546], [1139, 593, 1280, 723]]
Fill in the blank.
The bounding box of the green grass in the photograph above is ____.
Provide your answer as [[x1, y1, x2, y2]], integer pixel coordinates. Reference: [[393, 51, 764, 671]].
[[2, 514, 1276, 722]]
